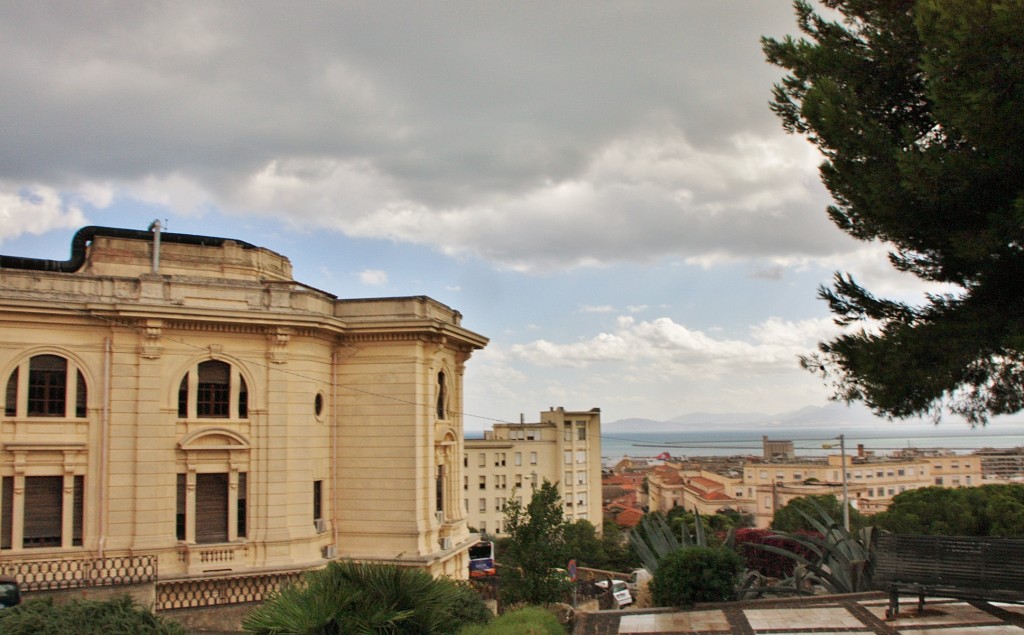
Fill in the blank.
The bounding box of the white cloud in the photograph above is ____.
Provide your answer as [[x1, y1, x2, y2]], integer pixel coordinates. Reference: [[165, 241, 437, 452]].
[[510, 314, 840, 378], [356, 269, 388, 286], [581, 305, 615, 314], [0, 186, 88, 244]]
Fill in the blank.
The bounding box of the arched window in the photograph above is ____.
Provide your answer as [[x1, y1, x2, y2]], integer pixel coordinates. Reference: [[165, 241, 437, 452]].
[[436, 371, 448, 420], [4, 354, 87, 418], [177, 360, 248, 419]]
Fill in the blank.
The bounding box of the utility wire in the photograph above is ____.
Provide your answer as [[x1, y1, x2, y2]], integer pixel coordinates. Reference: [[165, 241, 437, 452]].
[[0, 280, 515, 425]]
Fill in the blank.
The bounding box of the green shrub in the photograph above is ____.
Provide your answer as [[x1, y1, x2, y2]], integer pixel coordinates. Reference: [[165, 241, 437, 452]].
[[650, 546, 743, 608], [0, 595, 186, 635], [243, 560, 490, 634], [455, 606, 564, 635]]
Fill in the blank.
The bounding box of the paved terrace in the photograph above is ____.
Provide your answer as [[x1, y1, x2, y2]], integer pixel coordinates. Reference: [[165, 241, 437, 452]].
[[574, 592, 1024, 635]]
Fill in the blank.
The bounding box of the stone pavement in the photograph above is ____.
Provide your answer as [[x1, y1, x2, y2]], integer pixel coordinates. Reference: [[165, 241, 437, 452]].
[[573, 592, 1024, 635]]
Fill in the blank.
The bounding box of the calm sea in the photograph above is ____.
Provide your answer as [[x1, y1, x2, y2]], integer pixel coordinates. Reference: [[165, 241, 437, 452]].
[[599, 423, 1024, 465]]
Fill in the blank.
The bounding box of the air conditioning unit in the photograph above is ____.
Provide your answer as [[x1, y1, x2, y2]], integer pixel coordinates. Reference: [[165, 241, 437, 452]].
[[440, 537, 453, 551], [314, 518, 326, 533], [322, 544, 337, 559]]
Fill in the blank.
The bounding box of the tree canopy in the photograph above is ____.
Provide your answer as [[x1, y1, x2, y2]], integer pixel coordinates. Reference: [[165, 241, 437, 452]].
[[770, 494, 866, 532], [499, 479, 571, 605], [764, 0, 1024, 424], [872, 484, 1024, 536]]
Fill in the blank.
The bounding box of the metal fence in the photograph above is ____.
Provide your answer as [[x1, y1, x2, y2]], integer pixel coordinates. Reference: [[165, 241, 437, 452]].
[[0, 555, 157, 591]]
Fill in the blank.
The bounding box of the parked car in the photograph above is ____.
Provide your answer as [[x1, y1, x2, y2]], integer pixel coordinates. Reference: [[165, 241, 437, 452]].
[[0, 576, 21, 609], [596, 579, 633, 608], [626, 568, 652, 594]]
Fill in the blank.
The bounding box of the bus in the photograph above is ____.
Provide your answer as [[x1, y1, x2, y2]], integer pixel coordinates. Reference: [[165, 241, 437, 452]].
[[468, 540, 496, 577]]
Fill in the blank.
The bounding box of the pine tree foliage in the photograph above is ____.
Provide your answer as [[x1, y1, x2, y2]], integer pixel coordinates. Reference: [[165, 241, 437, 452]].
[[764, 0, 1024, 424]]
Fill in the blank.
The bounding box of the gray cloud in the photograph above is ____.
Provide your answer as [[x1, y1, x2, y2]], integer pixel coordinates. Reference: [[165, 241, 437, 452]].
[[0, 2, 845, 270]]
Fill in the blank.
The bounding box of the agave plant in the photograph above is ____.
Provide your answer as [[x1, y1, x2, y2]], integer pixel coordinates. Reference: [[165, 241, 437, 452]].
[[630, 510, 734, 573], [751, 499, 877, 594]]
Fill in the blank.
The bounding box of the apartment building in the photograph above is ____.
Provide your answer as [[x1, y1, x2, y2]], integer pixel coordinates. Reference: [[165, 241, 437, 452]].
[[463, 407, 602, 536], [0, 225, 487, 594], [648, 444, 983, 527]]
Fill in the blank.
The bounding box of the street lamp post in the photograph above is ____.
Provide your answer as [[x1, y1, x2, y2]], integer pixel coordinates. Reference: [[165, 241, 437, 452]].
[[840, 434, 849, 531], [823, 434, 850, 531]]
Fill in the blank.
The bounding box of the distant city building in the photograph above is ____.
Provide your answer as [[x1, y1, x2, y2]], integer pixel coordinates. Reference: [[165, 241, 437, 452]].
[[647, 439, 983, 527], [463, 407, 602, 536], [763, 436, 795, 460], [973, 447, 1024, 480]]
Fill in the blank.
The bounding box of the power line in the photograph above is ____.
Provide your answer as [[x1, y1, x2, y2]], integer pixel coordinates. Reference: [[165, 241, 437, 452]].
[[0, 281, 515, 425]]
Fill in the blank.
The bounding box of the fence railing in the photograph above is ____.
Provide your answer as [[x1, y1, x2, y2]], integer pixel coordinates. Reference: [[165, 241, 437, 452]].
[[156, 569, 306, 610], [0, 555, 157, 591]]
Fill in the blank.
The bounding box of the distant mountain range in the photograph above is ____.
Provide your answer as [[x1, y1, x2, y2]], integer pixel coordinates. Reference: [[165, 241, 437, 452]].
[[603, 402, 1001, 432]]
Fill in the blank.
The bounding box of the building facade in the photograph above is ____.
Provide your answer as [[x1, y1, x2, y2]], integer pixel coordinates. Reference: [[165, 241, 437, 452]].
[[0, 225, 487, 587], [463, 407, 602, 536], [648, 444, 984, 527]]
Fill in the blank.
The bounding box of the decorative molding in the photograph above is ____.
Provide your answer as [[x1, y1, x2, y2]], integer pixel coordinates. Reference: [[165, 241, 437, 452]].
[[266, 327, 291, 364], [142, 319, 163, 359]]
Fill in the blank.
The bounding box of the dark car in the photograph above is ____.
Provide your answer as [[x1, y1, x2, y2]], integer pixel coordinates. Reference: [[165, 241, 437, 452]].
[[0, 576, 20, 609]]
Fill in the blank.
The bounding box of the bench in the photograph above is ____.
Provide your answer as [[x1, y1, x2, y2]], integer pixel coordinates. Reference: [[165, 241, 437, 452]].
[[874, 533, 1024, 618]]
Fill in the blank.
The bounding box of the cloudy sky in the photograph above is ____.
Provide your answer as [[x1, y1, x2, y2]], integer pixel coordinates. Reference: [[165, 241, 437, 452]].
[[0, 2, 941, 431]]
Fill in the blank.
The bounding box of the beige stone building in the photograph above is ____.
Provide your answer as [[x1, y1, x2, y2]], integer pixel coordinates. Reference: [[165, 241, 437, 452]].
[[648, 443, 984, 528], [0, 225, 487, 595], [463, 407, 602, 537]]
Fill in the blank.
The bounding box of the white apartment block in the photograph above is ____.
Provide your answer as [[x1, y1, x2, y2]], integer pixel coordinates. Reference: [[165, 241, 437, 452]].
[[463, 407, 602, 537]]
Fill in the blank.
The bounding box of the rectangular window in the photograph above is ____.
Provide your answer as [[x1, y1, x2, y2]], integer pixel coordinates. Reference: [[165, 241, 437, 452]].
[[478, 498, 486, 513], [575, 450, 585, 464], [1, 477, 12, 549], [576, 470, 586, 486], [463, 476, 468, 491], [577, 493, 587, 508], [526, 431, 536, 441], [24, 476, 63, 547], [897, 469, 905, 476], [478, 453, 486, 467], [196, 364, 230, 418], [530, 452, 537, 465], [313, 480, 323, 523], [935, 477, 944, 485], [73, 475, 84, 547], [237, 472, 247, 539], [514, 452, 522, 466], [564, 424, 572, 442], [195, 473, 229, 544], [28, 356, 67, 417], [478, 476, 486, 490], [495, 453, 506, 467], [759, 470, 767, 479], [515, 474, 522, 488], [495, 497, 506, 512], [763, 496, 771, 509], [577, 424, 587, 441], [176, 474, 186, 541], [564, 451, 572, 465], [496, 475, 506, 490]]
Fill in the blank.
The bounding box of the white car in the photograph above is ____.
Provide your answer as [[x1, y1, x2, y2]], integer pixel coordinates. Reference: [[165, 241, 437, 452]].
[[626, 568, 652, 594], [596, 579, 633, 608]]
